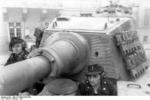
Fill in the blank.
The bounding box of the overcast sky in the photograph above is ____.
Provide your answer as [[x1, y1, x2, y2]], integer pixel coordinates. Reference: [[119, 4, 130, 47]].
[[0, 0, 141, 9], [1, 0, 150, 9]]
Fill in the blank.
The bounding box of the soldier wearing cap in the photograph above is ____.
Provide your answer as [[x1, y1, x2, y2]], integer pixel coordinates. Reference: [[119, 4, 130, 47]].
[[78, 64, 117, 96], [5, 37, 29, 66], [38, 78, 78, 96]]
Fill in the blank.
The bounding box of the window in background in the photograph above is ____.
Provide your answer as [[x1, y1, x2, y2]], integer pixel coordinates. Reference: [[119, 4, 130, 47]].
[[8, 22, 22, 39]]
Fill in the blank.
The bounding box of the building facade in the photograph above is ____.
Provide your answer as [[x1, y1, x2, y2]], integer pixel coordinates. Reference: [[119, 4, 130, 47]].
[[3, 7, 60, 41], [138, 1, 150, 45]]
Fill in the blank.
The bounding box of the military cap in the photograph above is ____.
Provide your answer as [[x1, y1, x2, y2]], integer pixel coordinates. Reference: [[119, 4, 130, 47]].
[[85, 64, 104, 75], [45, 78, 77, 95]]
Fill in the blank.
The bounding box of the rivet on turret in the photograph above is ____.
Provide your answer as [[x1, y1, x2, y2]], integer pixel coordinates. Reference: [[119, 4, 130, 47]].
[[51, 58, 55, 63]]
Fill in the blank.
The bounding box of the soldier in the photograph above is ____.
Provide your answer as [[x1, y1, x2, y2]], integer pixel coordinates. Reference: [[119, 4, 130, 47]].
[[5, 37, 29, 66], [34, 27, 44, 48], [78, 64, 117, 96]]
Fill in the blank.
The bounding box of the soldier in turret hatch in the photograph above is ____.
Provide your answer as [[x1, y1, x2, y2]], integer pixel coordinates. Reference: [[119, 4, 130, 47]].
[[78, 64, 117, 96], [34, 27, 44, 48], [5, 37, 29, 66]]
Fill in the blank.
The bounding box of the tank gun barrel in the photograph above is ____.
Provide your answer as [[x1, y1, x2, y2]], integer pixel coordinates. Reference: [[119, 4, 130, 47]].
[[0, 32, 89, 95], [0, 56, 51, 95]]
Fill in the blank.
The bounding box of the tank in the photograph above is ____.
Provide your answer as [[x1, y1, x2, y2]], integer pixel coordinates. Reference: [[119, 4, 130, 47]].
[[0, 16, 148, 95]]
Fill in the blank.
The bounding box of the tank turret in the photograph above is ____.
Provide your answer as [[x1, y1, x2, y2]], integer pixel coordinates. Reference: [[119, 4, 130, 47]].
[[0, 16, 148, 95]]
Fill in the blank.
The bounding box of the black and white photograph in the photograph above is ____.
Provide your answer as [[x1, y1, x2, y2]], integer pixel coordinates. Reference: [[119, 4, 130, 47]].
[[0, 0, 150, 97]]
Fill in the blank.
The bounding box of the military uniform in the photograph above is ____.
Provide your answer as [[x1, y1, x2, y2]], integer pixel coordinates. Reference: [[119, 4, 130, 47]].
[[5, 37, 29, 66], [5, 50, 29, 66], [78, 64, 117, 96], [78, 78, 117, 96]]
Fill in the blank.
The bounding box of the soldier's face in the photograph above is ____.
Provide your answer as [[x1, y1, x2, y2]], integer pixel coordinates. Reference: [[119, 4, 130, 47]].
[[12, 43, 23, 54], [88, 74, 101, 87]]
